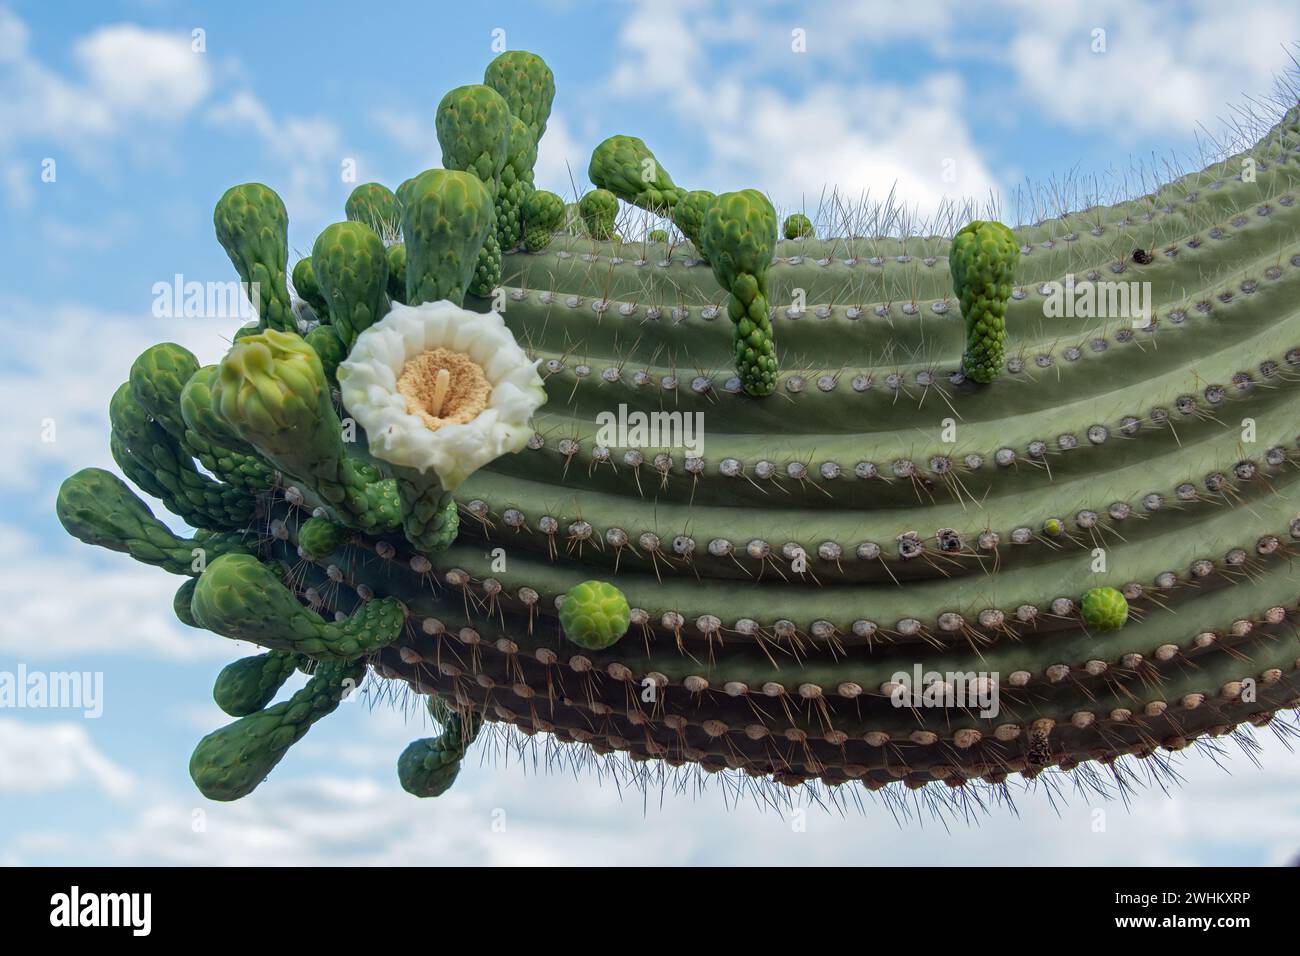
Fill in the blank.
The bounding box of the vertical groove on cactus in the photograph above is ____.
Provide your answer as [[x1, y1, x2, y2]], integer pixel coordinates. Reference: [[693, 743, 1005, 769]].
[[54, 48, 1300, 810]]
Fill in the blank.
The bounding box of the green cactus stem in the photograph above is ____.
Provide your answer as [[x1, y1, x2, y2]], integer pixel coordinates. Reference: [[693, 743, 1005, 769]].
[[190, 657, 366, 801], [579, 188, 620, 241], [521, 189, 565, 252], [344, 182, 401, 240], [950, 219, 1019, 384], [57, 468, 249, 575], [311, 220, 391, 351], [291, 256, 329, 320], [212, 183, 296, 332], [484, 50, 555, 151], [589, 135, 684, 215], [398, 698, 483, 798], [401, 169, 495, 307], [496, 115, 537, 251], [55, 48, 1300, 809], [213, 650, 302, 717], [436, 84, 511, 297], [191, 552, 405, 658], [210, 329, 400, 534], [699, 189, 780, 396], [672, 188, 715, 256]]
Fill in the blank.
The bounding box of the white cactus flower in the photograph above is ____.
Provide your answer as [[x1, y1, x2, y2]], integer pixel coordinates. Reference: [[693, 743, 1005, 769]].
[[338, 300, 546, 490]]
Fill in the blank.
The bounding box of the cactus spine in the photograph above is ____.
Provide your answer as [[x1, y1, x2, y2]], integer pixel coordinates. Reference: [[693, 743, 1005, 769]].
[[54, 48, 1300, 813]]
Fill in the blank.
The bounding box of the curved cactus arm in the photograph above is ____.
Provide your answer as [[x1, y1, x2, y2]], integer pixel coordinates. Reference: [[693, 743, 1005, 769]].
[[483, 49, 555, 156], [397, 698, 483, 798], [391, 469, 460, 555], [213, 650, 302, 717], [579, 188, 620, 241], [951, 219, 1019, 384], [290, 256, 329, 320], [311, 221, 391, 351], [212, 183, 296, 332], [669, 189, 715, 256], [109, 383, 253, 529], [190, 657, 366, 801], [496, 115, 536, 250], [437, 84, 512, 297], [401, 169, 495, 307], [386, 243, 408, 304], [56, 468, 249, 575], [304, 324, 347, 385], [131, 344, 275, 494], [190, 552, 405, 658], [589, 135, 683, 214], [521, 189, 565, 252], [699, 189, 780, 396], [173, 578, 199, 627], [344, 182, 401, 241], [211, 329, 400, 534]]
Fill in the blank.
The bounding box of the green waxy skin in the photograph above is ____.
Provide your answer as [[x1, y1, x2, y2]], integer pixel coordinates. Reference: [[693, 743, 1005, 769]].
[[109, 382, 253, 530], [311, 221, 391, 351], [1082, 586, 1129, 631], [345, 182, 401, 239], [579, 188, 619, 241], [397, 698, 482, 798], [57, 468, 248, 575], [402, 169, 495, 306], [190, 657, 366, 801], [521, 189, 565, 252], [386, 243, 408, 303], [700, 189, 780, 396], [211, 329, 400, 534], [213, 650, 301, 716], [783, 213, 814, 239], [589, 135, 684, 213], [213, 183, 296, 332], [436, 84, 511, 297], [951, 219, 1019, 384], [191, 553, 405, 658], [56, 49, 1300, 807], [559, 580, 630, 650], [290, 256, 329, 320], [672, 189, 715, 257], [497, 115, 537, 251], [131, 344, 275, 495], [484, 50, 555, 151], [297, 515, 350, 560]]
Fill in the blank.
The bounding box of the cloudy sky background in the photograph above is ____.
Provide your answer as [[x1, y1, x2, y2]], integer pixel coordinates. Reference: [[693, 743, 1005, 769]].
[[2, 0, 1300, 865]]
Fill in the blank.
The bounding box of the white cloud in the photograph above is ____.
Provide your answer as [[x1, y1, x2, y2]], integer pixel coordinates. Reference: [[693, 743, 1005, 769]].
[[73, 24, 210, 120], [14, 706, 1300, 865], [206, 90, 345, 221], [0, 10, 211, 205], [0, 718, 134, 797], [606, 0, 1000, 216], [1004, 0, 1300, 139], [0, 297, 245, 494]]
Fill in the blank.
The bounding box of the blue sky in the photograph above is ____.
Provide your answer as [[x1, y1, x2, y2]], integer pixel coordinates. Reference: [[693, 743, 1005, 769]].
[[3, 0, 1300, 865]]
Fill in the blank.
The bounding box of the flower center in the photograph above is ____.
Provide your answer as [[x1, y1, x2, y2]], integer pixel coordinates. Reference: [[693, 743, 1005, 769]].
[[397, 347, 491, 431]]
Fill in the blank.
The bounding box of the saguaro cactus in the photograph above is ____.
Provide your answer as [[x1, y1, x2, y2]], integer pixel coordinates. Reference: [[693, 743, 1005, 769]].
[[55, 47, 1300, 814]]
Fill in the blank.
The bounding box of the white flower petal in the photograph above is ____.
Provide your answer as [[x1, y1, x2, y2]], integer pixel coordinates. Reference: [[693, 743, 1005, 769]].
[[337, 300, 546, 489]]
